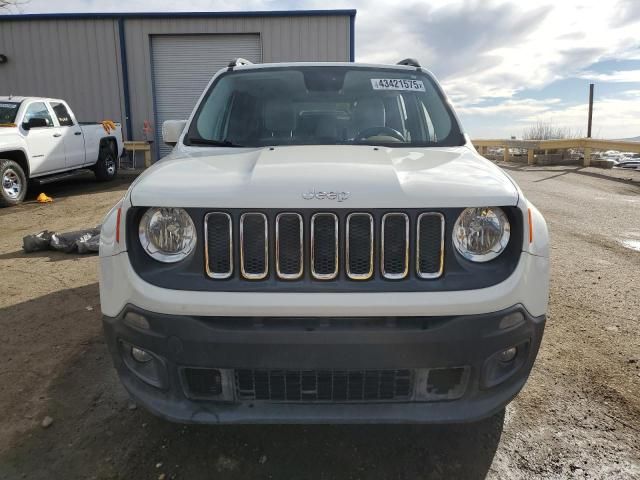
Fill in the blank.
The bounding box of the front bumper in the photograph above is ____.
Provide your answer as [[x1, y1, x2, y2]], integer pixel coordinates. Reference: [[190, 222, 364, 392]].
[[103, 305, 545, 424]]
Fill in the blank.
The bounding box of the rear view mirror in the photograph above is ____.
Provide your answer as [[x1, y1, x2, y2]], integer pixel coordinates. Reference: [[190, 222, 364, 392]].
[[162, 120, 187, 146], [22, 117, 49, 130]]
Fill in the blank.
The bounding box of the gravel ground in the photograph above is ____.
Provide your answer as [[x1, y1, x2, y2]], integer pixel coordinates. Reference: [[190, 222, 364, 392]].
[[0, 165, 638, 480]]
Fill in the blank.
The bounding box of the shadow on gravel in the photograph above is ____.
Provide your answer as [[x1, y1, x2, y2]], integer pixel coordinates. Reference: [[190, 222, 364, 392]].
[[0, 249, 89, 262], [0, 284, 504, 480]]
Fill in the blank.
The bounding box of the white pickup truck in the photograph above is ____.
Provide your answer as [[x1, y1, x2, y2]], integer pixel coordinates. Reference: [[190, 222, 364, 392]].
[[0, 97, 123, 206], [100, 59, 549, 424]]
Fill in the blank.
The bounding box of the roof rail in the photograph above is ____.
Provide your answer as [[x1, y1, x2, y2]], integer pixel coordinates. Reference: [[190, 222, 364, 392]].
[[227, 58, 253, 69], [396, 58, 421, 68]]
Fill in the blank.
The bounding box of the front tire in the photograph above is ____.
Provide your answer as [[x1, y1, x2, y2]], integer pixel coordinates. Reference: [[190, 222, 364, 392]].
[[94, 143, 118, 182], [0, 159, 27, 207]]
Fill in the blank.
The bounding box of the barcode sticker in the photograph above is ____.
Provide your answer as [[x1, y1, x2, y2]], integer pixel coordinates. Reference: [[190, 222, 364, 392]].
[[371, 79, 425, 91]]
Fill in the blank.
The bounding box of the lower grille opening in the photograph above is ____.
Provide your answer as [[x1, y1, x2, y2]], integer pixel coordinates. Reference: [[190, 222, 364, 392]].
[[424, 367, 469, 401], [183, 368, 223, 397], [236, 369, 413, 402]]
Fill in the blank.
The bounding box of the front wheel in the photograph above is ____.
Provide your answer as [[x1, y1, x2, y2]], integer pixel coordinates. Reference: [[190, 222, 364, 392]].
[[0, 159, 27, 207], [94, 144, 118, 182]]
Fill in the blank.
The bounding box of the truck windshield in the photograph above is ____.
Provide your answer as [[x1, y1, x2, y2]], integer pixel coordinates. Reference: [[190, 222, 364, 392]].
[[185, 66, 464, 148], [0, 102, 20, 124]]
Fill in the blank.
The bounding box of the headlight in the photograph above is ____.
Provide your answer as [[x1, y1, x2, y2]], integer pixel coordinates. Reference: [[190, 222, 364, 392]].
[[139, 207, 196, 262], [453, 207, 510, 262]]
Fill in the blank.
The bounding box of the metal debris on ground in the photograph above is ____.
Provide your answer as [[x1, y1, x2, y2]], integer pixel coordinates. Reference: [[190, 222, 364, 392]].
[[23, 227, 101, 254]]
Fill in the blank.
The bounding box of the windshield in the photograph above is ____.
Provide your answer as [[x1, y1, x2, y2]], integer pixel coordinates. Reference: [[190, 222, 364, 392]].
[[0, 102, 21, 124], [185, 66, 464, 148]]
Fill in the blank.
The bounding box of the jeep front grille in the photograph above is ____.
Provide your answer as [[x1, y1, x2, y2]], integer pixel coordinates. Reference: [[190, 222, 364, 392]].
[[235, 369, 412, 402], [204, 210, 445, 281]]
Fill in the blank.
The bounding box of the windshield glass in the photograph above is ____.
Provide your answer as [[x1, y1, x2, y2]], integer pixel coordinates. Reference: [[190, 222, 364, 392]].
[[185, 66, 464, 148], [0, 102, 21, 124]]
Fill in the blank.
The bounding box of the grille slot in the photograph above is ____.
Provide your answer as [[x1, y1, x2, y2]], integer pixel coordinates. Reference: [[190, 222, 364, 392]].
[[311, 213, 338, 280], [236, 369, 413, 402], [417, 213, 445, 278], [381, 213, 409, 279], [240, 213, 268, 279], [204, 212, 233, 279], [346, 213, 374, 280], [276, 213, 303, 279]]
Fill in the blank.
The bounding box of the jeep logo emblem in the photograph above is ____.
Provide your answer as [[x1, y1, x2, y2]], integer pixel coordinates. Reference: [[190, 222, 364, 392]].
[[302, 189, 350, 202]]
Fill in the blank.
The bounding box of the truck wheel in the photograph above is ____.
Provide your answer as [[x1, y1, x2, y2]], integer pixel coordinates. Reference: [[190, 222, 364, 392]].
[[0, 159, 28, 207], [94, 145, 118, 182]]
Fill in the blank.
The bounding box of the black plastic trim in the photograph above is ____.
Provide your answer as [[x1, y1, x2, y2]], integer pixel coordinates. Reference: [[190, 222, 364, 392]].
[[126, 207, 523, 293]]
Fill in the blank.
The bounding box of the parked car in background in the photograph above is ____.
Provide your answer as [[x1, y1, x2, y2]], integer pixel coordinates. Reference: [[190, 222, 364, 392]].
[[100, 59, 550, 424], [615, 160, 640, 170], [0, 97, 123, 207]]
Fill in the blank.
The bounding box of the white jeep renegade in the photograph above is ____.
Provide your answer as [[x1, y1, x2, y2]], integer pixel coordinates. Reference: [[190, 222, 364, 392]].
[[99, 59, 549, 424]]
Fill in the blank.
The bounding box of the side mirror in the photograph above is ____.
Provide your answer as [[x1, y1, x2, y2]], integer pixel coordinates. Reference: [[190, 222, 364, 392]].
[[162, 120, 187, 146], [22, 117, 49, 130]]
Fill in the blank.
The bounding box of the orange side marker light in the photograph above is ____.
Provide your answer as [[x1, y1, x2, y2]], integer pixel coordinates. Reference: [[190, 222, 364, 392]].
[[527, 208, 533, 243], [115, 207, 122, 244]]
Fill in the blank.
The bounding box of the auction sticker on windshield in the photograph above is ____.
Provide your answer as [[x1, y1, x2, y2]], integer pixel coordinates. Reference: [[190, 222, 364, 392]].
[[371, 79, 425, 91]]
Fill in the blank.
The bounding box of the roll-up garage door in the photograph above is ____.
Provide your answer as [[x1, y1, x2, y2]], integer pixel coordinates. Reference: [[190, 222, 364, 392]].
[[151, 34, 262, 158]]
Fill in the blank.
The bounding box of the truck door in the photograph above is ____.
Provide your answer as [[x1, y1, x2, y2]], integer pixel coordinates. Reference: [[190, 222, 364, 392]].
[[50, 101, 85, 168], [21, 102, 66, 176]]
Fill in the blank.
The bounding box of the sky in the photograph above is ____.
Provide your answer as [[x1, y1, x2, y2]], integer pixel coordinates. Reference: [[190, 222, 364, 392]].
[[5, 0, 640, 139]]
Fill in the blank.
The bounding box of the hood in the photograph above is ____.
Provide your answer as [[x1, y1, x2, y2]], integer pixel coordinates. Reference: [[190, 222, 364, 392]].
[[130, 145, 519, 208]]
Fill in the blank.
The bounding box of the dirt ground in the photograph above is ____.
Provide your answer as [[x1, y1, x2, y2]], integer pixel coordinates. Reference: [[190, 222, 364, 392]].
[[0, 165, 638, 480]]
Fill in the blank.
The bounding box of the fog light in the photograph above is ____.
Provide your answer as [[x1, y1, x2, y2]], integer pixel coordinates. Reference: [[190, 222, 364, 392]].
[[131, 346, 152, 363], [499, 347, 517, 363]]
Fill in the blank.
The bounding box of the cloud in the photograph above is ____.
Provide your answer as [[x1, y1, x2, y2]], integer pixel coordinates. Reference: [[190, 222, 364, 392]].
[[460, 89, 640, 138], [613, 0, 640, 26], [578, 70, 640, 83], [458, 98, 562, 117]]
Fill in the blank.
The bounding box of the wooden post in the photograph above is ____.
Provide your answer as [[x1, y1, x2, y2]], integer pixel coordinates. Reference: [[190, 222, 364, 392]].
[[144, 148, 152, 168], [583, 147, 591, 167], [527, 148, 535, 165], [480, 146, 487, 156], [503, 145, 510, 162]]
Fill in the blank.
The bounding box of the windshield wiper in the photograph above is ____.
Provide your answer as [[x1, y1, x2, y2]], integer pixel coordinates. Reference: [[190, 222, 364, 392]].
[[187, 138, 246, 147]]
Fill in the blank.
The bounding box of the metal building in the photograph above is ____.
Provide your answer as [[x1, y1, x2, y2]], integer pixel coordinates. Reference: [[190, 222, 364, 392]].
[[0, 10, 355, 159]]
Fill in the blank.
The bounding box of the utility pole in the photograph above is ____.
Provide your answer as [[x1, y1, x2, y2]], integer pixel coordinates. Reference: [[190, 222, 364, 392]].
[[584, 83, 595, 167], [587, 83, 594, 138]]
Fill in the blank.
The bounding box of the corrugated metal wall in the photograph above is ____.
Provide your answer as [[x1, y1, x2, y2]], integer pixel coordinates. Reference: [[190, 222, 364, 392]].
[[0, 18, 125, 125], [124, 15, 350, 157]]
